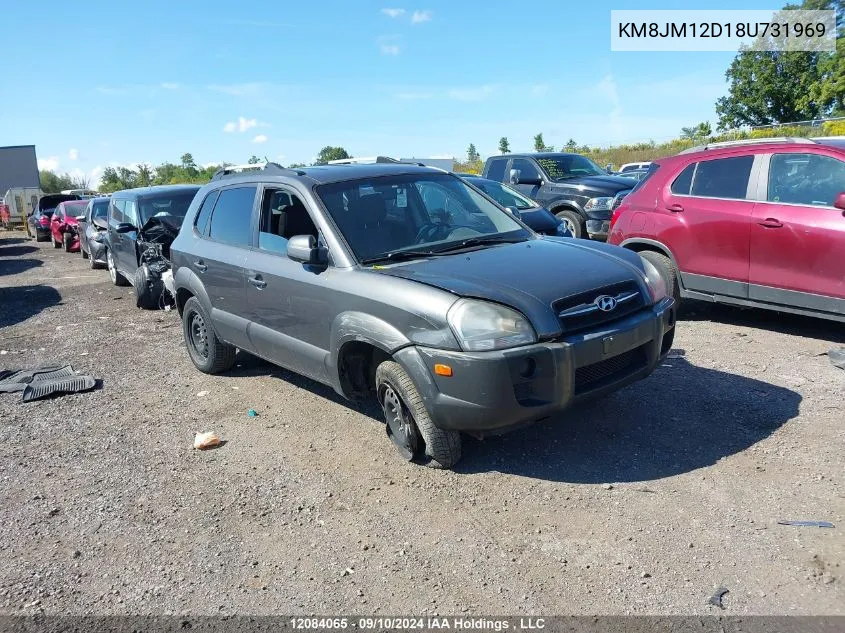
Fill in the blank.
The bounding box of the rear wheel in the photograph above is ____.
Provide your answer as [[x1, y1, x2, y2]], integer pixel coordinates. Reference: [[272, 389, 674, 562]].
[[640, 250, 681, 306], [375, 360, 462, 469], [182, 297, 236, 374], [555, 209, 585, 239], [106, 249, 130, 286]]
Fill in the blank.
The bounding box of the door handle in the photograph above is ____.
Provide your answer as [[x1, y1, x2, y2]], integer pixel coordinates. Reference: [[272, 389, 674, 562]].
[[757, 218, 783, 228], [194, 260, 208, 272], [666, 203, 684, 213], [248, 275, 267, 289]]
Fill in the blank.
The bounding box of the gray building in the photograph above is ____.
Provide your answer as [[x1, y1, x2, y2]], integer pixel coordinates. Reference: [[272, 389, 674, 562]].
[[0, 145, 40, 194]]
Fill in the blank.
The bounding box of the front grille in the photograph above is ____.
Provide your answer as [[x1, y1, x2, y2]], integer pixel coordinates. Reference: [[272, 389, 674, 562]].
[[553, 281, 645, 334], [611, 190, 631, 210], [574, 344, 647, 395]]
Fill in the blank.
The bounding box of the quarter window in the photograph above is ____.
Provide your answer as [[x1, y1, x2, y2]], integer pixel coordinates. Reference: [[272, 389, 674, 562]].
[[768, 153, 845, 207], [208, 186, 257, 247], [671, 163, 696, 195], [690, 156, 754, 200], [194, 190, 219, 235], [110, 199, 125, 225]]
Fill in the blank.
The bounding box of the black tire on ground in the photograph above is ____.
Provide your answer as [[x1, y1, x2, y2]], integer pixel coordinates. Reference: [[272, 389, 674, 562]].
[[81, 246, 89, 259], [375, 360, 462, 469], [133, 264, 164, 310], [640, 250, 681, 306], [182, 296, 236, 374], [554, 209, 586, 239], [52, 232, 62, 249], [63, 233, 73, 252], [35, 231, 49, 242], [106, 249, 130, 286]]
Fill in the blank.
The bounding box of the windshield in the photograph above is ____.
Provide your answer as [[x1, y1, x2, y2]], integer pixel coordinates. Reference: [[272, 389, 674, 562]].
[[137, 191, 197, 225], [64, 201, 88, 214], [537, 155, 607, 180], [316, 173, 528, 263], [470, 179, 537, 210], [91, 200, 109, 220]]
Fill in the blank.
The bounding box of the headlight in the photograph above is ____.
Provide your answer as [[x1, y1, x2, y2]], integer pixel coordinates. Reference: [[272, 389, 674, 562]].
[[584, 197, 613, 212], [640, 257, 668, 302], [447, 299, 536, 351]]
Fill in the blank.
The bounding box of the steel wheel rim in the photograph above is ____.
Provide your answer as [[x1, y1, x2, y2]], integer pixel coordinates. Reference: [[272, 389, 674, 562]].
[[561, 217, 576, 236], [189, 311, 209, 359], [381, 384, 419, 461], [107, 251, 116, 283]]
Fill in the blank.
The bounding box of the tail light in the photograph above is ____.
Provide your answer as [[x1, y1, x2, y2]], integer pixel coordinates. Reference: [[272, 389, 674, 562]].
[[609, 204, 627, 230], [40, 217, 49, 226]]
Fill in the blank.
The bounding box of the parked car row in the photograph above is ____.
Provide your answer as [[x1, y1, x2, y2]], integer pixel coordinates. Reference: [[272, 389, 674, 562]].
[[40, 137, 843, 468]]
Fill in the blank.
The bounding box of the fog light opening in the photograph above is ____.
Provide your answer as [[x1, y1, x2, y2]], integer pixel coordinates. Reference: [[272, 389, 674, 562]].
[[519, 357, 536, 379]]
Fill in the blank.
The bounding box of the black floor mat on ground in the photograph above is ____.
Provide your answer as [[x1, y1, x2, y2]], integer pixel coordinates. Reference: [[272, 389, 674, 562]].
[[21, 375, 97, 402], [0, 365, 98, 402], [0, 365, 75, 392]]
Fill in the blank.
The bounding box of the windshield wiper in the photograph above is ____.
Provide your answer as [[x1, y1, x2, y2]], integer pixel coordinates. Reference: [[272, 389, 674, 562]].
[[433, 235, 527, 253], [361, 249, 445, 265]]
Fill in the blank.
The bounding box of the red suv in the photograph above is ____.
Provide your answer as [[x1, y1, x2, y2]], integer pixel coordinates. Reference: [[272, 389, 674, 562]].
[[608, 137, 845, 323]]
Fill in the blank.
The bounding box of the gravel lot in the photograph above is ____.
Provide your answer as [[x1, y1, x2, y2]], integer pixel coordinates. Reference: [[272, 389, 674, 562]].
[[0, 230, 842, 616]]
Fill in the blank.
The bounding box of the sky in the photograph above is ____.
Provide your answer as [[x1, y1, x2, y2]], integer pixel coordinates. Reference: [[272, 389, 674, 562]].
[[0, 0, 783, 187]]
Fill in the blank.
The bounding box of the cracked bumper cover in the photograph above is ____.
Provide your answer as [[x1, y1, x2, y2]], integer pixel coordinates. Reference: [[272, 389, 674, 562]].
[[394, 297, 675, 433]]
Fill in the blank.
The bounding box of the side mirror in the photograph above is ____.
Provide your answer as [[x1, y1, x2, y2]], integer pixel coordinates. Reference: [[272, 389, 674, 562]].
[[510, 168, 542, 186], [115, 222, 136, 234], [505, 206, 522, 219], [509, 169, 521, 185], [75, 215, 86, 222], [834, 192, 845, 212], [287, 235, 328, 266]]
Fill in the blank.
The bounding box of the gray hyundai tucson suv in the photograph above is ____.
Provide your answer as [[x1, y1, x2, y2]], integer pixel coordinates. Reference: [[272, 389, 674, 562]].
[[170, 163, 676, 468]]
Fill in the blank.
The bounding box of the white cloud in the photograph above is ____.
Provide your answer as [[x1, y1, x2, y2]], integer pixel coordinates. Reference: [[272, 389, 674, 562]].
[[252, 134, 268, 144], [68, 148, 79, 161], [381, 44, 401, 55], [223, 116, 258, 133], [207, 82, 268, 97], [276, 154, 286, 161], [448, 84, 494, 101], [411, 10, 432, 23], [159, 82, 179, 90], [38, 157, 61, 172], [530, 84, 549, 98], [381, 8, 405, 18], [96, 86, 128, 96]]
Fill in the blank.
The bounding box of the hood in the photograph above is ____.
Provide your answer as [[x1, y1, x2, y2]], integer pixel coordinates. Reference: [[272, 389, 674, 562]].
[[374, 238, 648, 338], [552, 175, 637, 195], [139, 214, 182, 244]]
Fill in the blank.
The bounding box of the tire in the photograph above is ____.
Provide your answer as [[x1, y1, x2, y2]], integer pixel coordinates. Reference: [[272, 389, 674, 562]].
[[35, 230, 49, 242], [182, 296, 236, 374], [640, 250, 681, 306], [554, 209, 586, 239], [52, 232, 62, 249], [375, 360, 462, 469], [63, 233, 73, 252], [81, 245, 89, 259], [106, 249, 130, 286], [134, 264, 164, 310]]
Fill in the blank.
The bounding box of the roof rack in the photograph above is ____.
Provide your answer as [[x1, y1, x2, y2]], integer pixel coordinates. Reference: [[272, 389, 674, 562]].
[[326, 156, 429, 167], [678, 137, 817, 155], [211, 162, 305, 181]]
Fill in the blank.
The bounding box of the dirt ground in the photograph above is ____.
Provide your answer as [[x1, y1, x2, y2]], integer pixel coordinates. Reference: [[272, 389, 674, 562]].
[[0, 229, 842, 616]]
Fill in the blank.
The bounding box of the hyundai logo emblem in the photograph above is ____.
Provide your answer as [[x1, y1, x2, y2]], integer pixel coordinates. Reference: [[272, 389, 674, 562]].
[[595, 295, 617, 312]]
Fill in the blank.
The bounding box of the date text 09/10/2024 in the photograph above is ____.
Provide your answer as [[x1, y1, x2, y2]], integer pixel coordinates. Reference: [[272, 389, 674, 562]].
[[289, 617, 547, 630]]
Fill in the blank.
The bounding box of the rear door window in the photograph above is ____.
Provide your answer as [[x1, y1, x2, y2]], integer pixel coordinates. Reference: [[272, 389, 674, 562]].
[[690, 156, 754, 200], [194, 190, 219, 235], [208, 186, 257, 247], [485, 158, 507, 182]]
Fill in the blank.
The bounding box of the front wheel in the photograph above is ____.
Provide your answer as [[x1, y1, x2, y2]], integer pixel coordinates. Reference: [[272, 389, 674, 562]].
[[182, 297, 236, 374], [106, 249, 130, 286], [63, 233, 73, 252], [52, 232, 62, 249], [375, 360, 461, 469], [554, 210, 586, 239]]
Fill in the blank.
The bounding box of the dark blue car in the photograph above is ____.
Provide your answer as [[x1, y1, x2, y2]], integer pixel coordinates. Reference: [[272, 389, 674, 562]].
[[458, 175, 572, 238]]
